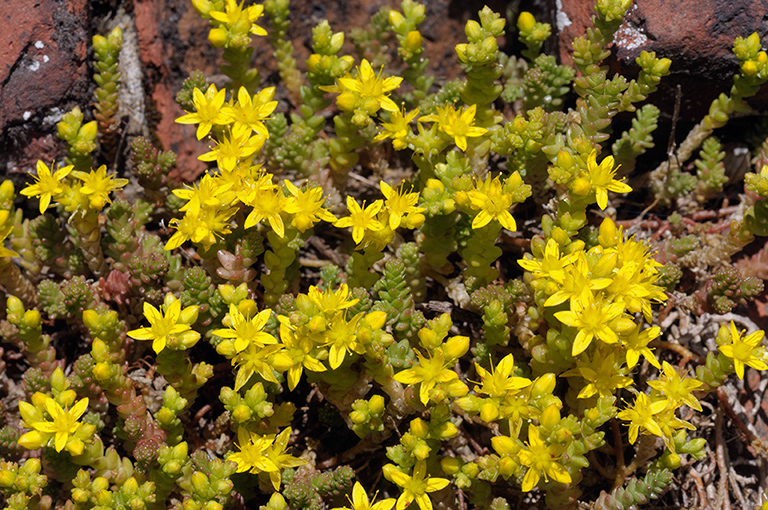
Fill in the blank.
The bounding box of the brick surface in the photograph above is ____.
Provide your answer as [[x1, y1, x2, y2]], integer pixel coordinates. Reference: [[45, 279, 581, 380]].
[[557, 0, 768, 120], [0, 0, 90, 173]]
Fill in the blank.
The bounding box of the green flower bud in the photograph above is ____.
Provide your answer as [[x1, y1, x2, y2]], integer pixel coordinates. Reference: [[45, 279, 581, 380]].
[[389, 10, 406, 32], [530, 373, 556, 400], [329, 32, 345, 53], [465, 20, 482, 41], [191, 471, 209, 494]]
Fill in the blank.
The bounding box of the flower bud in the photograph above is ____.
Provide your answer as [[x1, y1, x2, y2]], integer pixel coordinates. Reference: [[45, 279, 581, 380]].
[[92, 362, 111, 381], [462, 462, 479, 478], [208, 27, 229, 47], [447, 379, 469, 398], [654, 57, 672, 75], [329, 32, 345, 53], [191, 471, 210, 494], [389, 10, 406, 32], [418, 328, 440, 350], [662, 452, 681, 469], [123, 477, 139, 494], [51, 367, 67, 391], [481, 36, 498, 55], [454, 43, 467, 61], [369, 394, 386, 415], [96, 491, 113, 506], [337, 92, 357, 112], [80, 120, 98, 141], [742, 60, 758, 76], [191, 0, 213, 16], [308, 315, 326, 333], [530, 373, 556, 400], [349, 410, 366, 424], [7, 295, 23, 317], [442, 335, 469, 359], [404, 31, 423, 52], [414, 440, 431, 460], [540, 404, 561, 430], [554, 427, 572, 443], [307, 54, 322, 73], [479, 402, 499, 422], [491, 435, 518, 455], [465, 20, 482, 41], [0, 469, 15, 488], [441, 457, 460, 475], [0, 180, 13, 206], [585, 408, 600, 423], [232, 404, 252, 423], [556, 149, 574, 169], [598, 218, 618, 247], [365, 311, 388, 330], [455, 395, 481, 413], [436, 421, 458, 439], [410, 418, 429, 438]]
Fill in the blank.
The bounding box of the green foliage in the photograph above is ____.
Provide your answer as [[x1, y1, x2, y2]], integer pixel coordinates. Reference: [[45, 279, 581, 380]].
[[6, 1, 768, 509], [264, 0, 303, 100], [373, 257, 425, 340], [56, 107, 97, 170], [694, 137, 729, 200], [522, 54, 575, 112], [92, 26, 123, 159], [130, 136, 177, 199], [703, 265, 764, 314], [593, 466, 673, 510], [282, 466, 354, 510]]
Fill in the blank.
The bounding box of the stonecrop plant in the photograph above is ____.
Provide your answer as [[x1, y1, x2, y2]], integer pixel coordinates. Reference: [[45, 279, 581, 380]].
[[3, 0, 768, 509]]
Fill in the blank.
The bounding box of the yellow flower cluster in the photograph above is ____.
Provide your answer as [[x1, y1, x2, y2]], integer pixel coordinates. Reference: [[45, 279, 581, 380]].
[[169, 83, 346, 249], [373, 102, 487, 153], [393, 314, 469, 406], [18, 368, 95, 456], [335, 182, 425, 249], [456, 362, 571, 492], [212, 284, 390, 391], [192, 0, 267, 49], [227, 427, 304, 491], [517, 216, 706, 465], [127, 293, 201, 353], [321, 58, 403, 126], [20, 161, 128, 215], [522, 218, 666, 358], [460, 172, 531, 231]]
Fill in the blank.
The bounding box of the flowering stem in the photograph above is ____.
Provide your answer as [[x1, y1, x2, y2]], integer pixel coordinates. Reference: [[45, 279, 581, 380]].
[[262, 227, 302, 306], [346, 247, 383, 289], [461, 222, 502, 292], [71, 210, 108, 277], [156, 349, 213, 406], [264, 0, 303, 102], [329, 113, 366, 190]]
